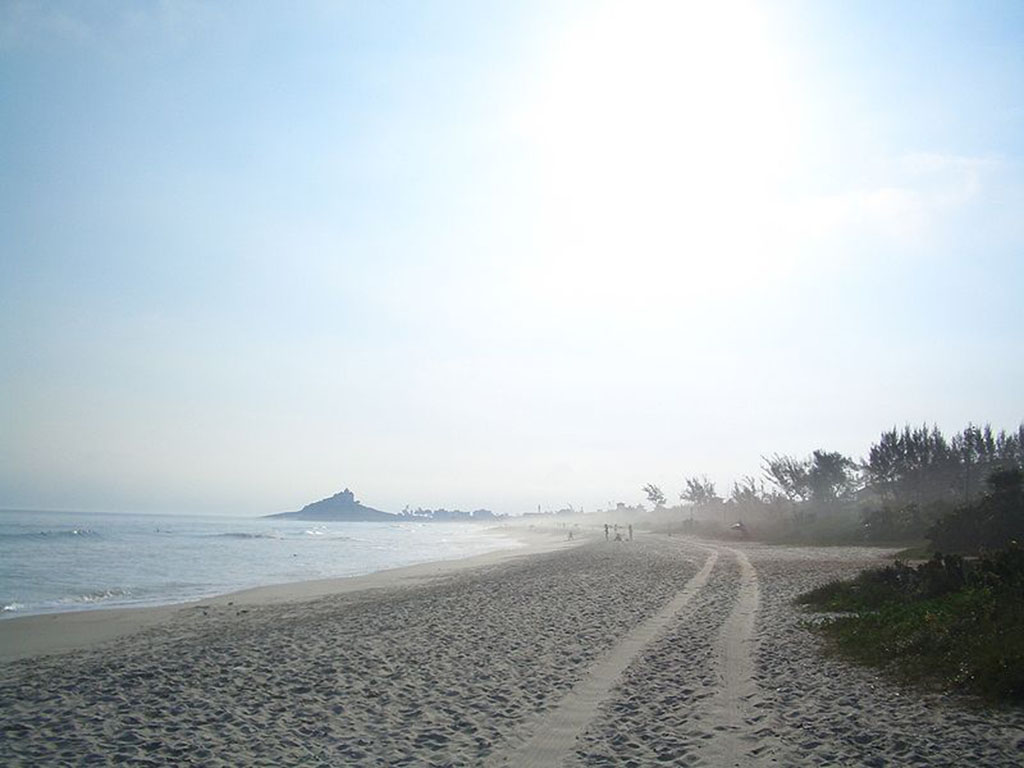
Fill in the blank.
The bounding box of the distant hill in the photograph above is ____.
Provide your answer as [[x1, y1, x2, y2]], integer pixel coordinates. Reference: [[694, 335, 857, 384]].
[[267, 488, 395, 522]]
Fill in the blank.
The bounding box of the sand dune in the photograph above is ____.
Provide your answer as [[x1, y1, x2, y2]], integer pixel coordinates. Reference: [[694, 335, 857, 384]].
[[2, 535, 1022, 766]]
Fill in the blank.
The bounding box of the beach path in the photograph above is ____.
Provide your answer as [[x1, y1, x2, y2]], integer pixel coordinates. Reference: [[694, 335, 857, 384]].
[[493, 542, 765, 767], [699, 546, 763, 766], [490, 544, 718, 766]]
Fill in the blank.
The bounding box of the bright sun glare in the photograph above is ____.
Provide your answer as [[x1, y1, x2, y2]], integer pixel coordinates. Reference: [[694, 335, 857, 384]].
[[525, 1, 801, 314]]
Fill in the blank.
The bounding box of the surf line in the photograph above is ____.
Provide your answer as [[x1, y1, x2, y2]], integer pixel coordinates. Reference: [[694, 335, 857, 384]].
[[490, 544, 719, 768]]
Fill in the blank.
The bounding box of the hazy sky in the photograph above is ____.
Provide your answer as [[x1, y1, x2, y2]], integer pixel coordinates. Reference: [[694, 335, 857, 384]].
[[2, 1, 1022, 516]]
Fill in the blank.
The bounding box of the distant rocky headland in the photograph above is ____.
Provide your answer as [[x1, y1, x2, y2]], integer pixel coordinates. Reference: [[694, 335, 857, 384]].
[[267, 489, 395, 522], [267, 488, 499, 522]]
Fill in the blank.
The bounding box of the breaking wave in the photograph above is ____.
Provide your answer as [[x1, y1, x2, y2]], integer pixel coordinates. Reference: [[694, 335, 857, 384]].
[[0, 528, 100, 540]]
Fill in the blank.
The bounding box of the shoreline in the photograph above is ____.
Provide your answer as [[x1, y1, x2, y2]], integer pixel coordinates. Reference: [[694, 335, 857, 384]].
[[0, 525, 576, 663], [0, 511, 559, 625]]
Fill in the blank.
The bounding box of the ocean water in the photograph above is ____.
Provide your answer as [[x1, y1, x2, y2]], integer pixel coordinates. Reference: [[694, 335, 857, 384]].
[[0, 510, 524, 618]]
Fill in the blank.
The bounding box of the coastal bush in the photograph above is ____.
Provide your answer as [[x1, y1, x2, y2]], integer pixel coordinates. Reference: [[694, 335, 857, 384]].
[[668, 422, 1022, 549], [860, 500, 951, 543], [927, 468, 1024, 554], [799, 545, 1024, 704]]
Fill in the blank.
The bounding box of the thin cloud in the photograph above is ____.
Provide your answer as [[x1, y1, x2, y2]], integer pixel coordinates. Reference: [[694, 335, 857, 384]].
[[787, 152, 999, 243], [900, 151, 998, 205]]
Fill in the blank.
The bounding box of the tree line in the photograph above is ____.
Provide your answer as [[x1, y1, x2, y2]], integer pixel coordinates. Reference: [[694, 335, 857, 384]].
[[643, 422, 1024, 543]]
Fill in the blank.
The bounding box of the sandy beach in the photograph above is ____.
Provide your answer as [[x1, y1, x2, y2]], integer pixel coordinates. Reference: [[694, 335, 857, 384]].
[[2, 533, 1023, 766]]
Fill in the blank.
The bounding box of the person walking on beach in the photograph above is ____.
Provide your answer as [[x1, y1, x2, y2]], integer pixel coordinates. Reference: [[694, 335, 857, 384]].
[[628, 524, 633, 541], [604, 523, 609, 540]]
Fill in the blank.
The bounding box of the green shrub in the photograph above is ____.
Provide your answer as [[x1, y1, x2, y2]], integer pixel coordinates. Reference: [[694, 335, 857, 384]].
[[928, 468, 1024, 554], [799, 543, 1024, 704]]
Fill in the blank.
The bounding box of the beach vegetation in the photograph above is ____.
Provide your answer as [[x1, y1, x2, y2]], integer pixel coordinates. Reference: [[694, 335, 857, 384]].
[[927, 468, 1024, 554], [729, 476, 766, 507], [662, 422, 1024, 546], [797, 472, 1024, 704], [761, 453, 812, 504], [642, 483, 666, 508], [679, 476, 721, 507]]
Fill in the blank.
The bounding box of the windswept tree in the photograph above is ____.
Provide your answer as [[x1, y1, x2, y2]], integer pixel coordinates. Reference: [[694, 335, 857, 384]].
[[763, 450, 857, 517], [729, 475, 770, 521], [642, 483, 666, 508], [762, 454, 811, 503], [730, 476, 765, 506], [681, 475, 720, 507], [807, 450, 858, 507]]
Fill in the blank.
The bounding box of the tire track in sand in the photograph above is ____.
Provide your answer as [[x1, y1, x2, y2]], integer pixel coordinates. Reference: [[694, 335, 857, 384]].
[[693, 545, 763, 767], [489, 544, 718, 768]]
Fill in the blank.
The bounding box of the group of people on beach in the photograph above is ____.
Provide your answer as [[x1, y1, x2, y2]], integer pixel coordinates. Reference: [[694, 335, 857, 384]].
[[604, 523, 632, 542]]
